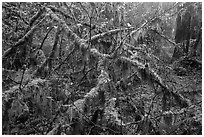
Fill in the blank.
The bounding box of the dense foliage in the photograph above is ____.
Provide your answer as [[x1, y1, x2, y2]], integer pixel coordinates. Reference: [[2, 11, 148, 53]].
[[2, 2, 202, 135]]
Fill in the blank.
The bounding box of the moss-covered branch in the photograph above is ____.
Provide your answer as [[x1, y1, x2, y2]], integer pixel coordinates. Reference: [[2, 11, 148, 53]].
[[32, 27, 62, 77], [3, 10, 47, 59], [46, 7, 86, 50]]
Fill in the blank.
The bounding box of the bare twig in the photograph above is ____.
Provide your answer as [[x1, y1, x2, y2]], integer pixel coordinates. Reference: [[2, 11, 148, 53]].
[[78, 66, 97, 85], [151, 29, 176, 46], [32, 26, 62, 77], [19, 66, 26, 89], [29, 7, 45, 27], [39, 26, 56, 50], [53, 46, 76, 71], [2, 74, 20, 85]]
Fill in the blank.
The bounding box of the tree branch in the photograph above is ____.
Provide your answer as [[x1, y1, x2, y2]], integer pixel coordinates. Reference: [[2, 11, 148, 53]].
[[89, 27, 134, 43], [151, 29, 176, 46], [3, 14, 47, 59], [29, 7, 45, 27], [46, 7, 86, 49], [39, 26, 56, 50], [32, 27, 62, 77]]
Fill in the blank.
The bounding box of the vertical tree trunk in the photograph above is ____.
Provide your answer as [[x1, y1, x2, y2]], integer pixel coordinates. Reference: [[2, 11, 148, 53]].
[[172, 3, 199, 62]]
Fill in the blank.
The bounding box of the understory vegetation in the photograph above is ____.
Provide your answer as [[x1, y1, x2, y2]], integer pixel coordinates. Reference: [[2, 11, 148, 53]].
[[2, 2, 202, 135]]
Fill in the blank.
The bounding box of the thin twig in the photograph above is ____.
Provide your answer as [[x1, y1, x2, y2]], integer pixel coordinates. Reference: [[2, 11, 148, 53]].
[[53, 46, 76, 71], [39, 26, 56, 50], [2, 74, 20, 85], [19, 67, 26, 89], [151, 29, 176, 46]]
